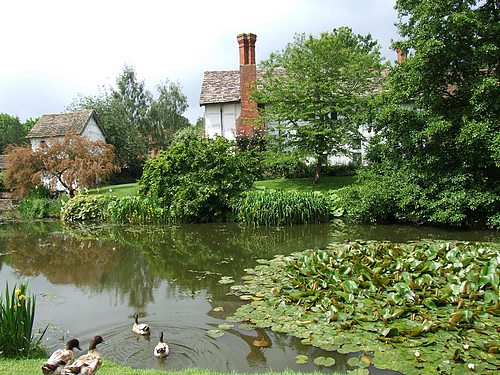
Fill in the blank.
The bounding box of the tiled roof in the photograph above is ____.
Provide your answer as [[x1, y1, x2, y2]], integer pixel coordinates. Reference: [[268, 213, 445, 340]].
[[26, 109, 97, 139], [199, 70, 241, 105]]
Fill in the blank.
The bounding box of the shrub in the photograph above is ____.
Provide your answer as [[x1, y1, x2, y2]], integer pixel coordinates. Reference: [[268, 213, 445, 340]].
[[0, 171, 4, 191], [139, 135, 260, 222], [0, 283, 47, 358], [338, 167, 500, 227], [261, 151, 312, 179], [233, 189, 343, 226], [18, 187, 65, 219], [61, 194, 117, 222]]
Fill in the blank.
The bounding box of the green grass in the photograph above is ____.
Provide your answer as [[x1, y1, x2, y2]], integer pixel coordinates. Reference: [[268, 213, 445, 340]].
[[86, 177, 353, 199], [85, 183, 139, 197], [254, 176, 354, 192], [0, 359, 336, 375]]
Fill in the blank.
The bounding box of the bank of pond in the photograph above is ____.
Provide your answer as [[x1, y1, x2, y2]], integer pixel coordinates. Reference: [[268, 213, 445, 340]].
[[0, 221, 498, 374]]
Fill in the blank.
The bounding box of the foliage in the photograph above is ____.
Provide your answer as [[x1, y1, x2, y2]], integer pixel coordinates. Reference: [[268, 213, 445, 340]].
[[253, 27, 385, 182], [254, 176, 354, 193], [0, 283, 47, 358], [3, 134, 119, 198], [0, 114, 34, 153], [139, 136, 260, 223], [233, 189, 343, 226], [69, 65, 190, 180], [107, 196, 170, 224], [261, 151, 311, 179], [0, 172, 4, 191], [230, 241, 500, 374], [61, 194, 116, 222], [349, 0, 500, 227], [18, 196, 64, 220]]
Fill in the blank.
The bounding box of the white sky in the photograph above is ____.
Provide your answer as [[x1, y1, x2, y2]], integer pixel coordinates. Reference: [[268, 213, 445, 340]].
[[0, 0, 399, 123]]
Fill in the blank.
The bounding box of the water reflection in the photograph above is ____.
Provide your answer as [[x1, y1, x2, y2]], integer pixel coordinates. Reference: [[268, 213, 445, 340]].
[[0, 221, 496, 373]]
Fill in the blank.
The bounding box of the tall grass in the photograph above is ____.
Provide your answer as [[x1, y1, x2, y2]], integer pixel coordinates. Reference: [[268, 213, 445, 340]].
[[107, 196, 171, 224], [0, 283, 47, 358], [234, 189, 343, 226]]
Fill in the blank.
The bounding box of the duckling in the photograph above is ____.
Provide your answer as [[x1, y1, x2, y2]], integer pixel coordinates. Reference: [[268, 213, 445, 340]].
[[132, 313, 150, 335], [153, 332, 170, 358], [60, 335, 104, 375], [42, 338, 82, 375]]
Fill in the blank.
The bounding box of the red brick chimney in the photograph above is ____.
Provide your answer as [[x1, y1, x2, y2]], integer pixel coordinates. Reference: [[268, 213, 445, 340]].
[[396, 48, 406, 64], [236, 33, 259, 137]]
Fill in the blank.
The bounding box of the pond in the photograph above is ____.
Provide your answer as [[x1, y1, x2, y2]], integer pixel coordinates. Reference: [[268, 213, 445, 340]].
[[0, 221, 497, 373]]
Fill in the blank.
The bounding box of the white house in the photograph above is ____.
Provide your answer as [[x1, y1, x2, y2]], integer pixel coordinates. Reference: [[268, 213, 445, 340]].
[[26, 109, 106, 150], [25, 109, 107, 192]]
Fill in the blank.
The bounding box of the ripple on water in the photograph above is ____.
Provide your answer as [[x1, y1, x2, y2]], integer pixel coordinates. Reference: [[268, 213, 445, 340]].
[[99, 320, 231, 371]]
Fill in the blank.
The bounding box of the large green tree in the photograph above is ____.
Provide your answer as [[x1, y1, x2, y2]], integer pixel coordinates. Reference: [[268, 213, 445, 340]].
[[0, 114, 37, 153], [70, 65, 190, 179], [253, 27, 385, 182], [346, 0, 499, 227]]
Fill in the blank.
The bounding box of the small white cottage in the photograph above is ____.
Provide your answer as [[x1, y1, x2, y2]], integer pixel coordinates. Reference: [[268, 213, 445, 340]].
[[26, 109, 106, 150]]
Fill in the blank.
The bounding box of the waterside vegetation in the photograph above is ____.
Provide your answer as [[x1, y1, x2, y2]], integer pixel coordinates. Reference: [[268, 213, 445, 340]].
[[228, 241, 500, 374]]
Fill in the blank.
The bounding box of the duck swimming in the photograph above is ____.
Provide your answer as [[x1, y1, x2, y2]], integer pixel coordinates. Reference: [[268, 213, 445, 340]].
[[41, 338, 82, 375], [132, 313, 150, 335], [153, 332, 170, 358], [60, 335, 104, 375]]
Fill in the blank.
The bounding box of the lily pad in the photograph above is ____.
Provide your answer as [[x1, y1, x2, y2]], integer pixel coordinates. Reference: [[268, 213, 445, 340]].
[[313, 356, 336, 367], [213, 307, 224, 312], [218, 276, 235, 285], [218, 324, 233, 330], [295, 355, 309, 364], [206, 329, 224, 338]]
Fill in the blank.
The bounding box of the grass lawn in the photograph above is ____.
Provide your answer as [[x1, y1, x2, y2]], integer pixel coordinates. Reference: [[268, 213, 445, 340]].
[[254, 176, 354, 192], [86, 183, 139, 197], [0, 358, 333, 375], [87, 176, 354, 198]]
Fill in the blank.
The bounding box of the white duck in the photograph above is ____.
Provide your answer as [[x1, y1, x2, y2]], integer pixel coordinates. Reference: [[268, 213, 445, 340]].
[[60, 335, 104, 375], [132, 313, 150, 335], [153, 332, 170, 358], [41, 338, 82, 375]]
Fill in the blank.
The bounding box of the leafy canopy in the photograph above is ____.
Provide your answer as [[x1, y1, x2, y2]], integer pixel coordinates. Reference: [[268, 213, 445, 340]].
[[344, 0, 499, 227], [69, 65, 190, 178], [139, 135, 260, 223], [253, 27, 385, 182], [4, 134, 119, 198]]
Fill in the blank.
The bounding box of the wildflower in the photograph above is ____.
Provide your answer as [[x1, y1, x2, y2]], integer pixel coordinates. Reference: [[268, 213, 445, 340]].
[[463, 344, 469, 350], [414, 350, 421, 357], [15, 289, 21, 296], [18, 294, 27, 301], [467, 363, 475, 370]]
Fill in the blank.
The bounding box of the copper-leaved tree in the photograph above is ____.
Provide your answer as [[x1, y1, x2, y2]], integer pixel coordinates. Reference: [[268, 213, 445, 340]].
[[4, 134, 119, 198]]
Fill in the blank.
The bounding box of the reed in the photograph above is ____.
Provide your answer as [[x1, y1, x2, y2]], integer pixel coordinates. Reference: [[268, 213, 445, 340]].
[[107, 196, 171, 224], [234, 189, 343, 226], [0, 283, 47, 358]]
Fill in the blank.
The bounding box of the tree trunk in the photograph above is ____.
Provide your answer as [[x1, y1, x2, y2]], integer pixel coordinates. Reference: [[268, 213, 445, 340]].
[[314, 159, 321, 184]]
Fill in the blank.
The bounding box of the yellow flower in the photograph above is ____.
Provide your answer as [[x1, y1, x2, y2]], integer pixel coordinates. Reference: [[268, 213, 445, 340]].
[[18, 295, 26, 301], [15, 289, 21, 296], [17, 303, 21, 307]]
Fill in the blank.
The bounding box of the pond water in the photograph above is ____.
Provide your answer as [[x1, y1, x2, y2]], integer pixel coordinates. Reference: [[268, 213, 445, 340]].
[[0, 221, 497, 373]]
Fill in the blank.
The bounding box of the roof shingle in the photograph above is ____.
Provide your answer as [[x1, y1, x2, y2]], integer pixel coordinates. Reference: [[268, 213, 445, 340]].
[[26, 109, 96, 139]]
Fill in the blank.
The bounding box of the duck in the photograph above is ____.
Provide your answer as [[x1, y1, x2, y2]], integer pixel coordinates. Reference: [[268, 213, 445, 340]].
[[41, 338, 82, 375], [153, 332, 170, 358], [132, 313, 150, 335], [60, 335, 104, 375]]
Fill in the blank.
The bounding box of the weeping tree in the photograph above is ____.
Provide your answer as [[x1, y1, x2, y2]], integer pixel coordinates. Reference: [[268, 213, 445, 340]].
[[253, 27, 386, 183]]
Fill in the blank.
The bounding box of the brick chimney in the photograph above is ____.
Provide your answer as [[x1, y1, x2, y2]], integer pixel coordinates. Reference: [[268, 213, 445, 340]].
[[236, 33, 259, 137], [396, 48, 406, 64]]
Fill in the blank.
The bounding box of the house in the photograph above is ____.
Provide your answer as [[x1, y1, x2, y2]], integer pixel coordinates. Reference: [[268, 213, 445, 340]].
[[26, 109, 106, 150], [199, 33, 260, 140], [199, 33, 387, 165]]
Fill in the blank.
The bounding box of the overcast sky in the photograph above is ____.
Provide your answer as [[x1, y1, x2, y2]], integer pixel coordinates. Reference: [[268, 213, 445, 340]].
[[0, 0, 399, 123]]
